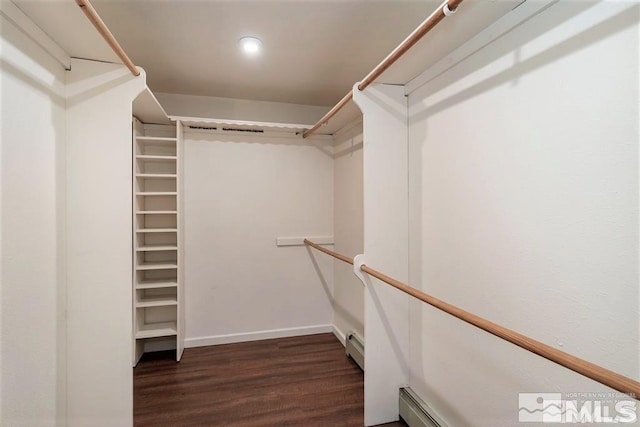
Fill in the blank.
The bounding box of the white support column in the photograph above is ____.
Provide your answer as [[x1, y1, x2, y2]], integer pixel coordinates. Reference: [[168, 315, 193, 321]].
[[352, 83, 410, 426], [66, 58, 145, 426]]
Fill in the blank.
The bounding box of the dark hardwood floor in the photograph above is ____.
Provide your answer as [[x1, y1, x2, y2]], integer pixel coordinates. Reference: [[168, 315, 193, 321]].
[[134, 333, 407, 426]]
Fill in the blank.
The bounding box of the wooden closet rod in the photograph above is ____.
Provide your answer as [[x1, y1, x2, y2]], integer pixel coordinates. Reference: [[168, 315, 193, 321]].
[[303, 239, 354, 265], [302, 92, 353, 139], [302, 0, 463, 139], [304, 239, 640, 397], [75, 0, 140, 77]]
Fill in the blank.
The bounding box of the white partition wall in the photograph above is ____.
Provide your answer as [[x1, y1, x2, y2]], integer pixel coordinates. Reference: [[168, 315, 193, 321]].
[[405, 2, 640, 425], [66, 58, 145, 426], [352, 84, 409, 426], [332, 122, 364, 342], [1, 12, 67, 426]]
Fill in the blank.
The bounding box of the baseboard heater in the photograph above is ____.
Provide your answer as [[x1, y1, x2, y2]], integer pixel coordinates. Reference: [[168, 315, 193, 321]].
[[399, 387, 448, 427], [345, 331, 364, 371]]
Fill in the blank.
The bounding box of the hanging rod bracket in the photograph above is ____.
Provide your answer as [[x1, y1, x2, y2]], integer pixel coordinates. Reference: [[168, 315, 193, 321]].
[[443, 3, 457, 16], [353, 254, 367, 287]]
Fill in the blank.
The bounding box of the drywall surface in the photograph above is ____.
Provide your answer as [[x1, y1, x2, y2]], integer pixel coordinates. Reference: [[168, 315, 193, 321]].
[[183, 130, 334, 346], [65, 58, 144, 426], [407, 2, 639, 426], [156, 92, 330, 125], [332, 123, 364, 342], [0, 13, 67, 426]]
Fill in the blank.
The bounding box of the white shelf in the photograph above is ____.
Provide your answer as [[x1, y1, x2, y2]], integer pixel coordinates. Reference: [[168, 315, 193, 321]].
[[135, 322, 177, 339], [171, 115, 310, 133], [136, 192, 177, 196], [136, 280, 178, 290], [313, 99, 362, 136], [136, 228, 177, 233], [133, 86, 172, 126], [136, 295, 178, 308], [136, 262, 178, 271], [136, 155, 177, 161], [374, 1, 520, 88], [136, 174, 177, 179], [136, 245, 178, 252], [136, 136, 177, 142], [136, 211, 177, 215]]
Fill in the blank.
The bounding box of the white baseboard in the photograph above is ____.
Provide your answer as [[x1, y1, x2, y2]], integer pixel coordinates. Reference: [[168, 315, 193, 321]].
[[185, 324, 334, 348], [333, 324, 347, 347]]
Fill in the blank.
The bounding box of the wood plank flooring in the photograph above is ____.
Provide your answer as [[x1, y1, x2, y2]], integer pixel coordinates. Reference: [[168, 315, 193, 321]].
[[134, 333, 407, 426]]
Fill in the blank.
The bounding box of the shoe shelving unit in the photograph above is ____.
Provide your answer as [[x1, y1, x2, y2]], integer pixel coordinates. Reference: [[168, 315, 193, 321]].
[[132, 88, 184, 366]]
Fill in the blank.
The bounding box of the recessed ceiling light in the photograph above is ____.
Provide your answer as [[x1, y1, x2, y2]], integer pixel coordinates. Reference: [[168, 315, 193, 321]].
[[239, 37, 262, 56]]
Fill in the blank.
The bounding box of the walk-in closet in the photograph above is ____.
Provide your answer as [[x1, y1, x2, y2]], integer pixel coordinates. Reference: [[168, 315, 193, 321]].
[[2, 0, 639, 426]]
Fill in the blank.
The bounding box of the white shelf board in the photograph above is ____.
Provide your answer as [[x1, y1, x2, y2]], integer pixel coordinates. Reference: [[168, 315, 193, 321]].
[[136, 136, 176, 142], [136, 174, 177, 179], [133, 87, 172, 125], [371, 1, 521, 87], [313, 100, 362, 136], [404, 0, 557, 94], [136, 262, 178, 271], [136, 211, 178, 215], [136, 192, 177, 196], [135, 155, 177, 161], [309, 2, 520, 136], [135, 321, 177, 339], [136, 228, 178, 233], [136, 295, 178, 308], [172, 115, 311, 134], [136, 280, 178, 290], [137, 246, 178, 252]]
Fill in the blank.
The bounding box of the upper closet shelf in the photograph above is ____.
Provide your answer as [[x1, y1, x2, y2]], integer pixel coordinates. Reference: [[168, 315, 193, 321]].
[[170, 116, 311, 135], [133, 87, 172, 126], [303, 0, 524, 138], [375, 0, 521, 89], [313, 100, 361, 136]]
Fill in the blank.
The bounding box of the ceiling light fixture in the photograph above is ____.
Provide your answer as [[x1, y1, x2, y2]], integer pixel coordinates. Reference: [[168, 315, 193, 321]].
[[239, 36, 262, 56]]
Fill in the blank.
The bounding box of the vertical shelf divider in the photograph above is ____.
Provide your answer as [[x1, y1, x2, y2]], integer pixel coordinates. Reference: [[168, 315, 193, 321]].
[[177, 120, 185, 361]]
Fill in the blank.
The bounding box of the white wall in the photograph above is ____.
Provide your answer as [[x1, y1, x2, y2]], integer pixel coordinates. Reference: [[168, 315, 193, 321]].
[[332, 122, 364, 342], [65, 58, 145, 426], [0, 13, 67, 426], [407, 2, 639, 425], [183, 130, 335, 346], [156, 92, 330, 125]]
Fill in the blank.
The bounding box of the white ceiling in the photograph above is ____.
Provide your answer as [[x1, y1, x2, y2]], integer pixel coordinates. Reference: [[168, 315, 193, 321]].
[[15, 0, 526, 108], [15, 0, 450, 106]]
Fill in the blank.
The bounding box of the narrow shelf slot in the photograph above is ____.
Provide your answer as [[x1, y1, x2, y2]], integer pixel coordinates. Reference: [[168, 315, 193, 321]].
[[136, 136, 177, 142], [136, 295, 178, 308], [136, 228, 177, 233], [137, 211, 178, 215], [136, 280, 178, 290], [137, 245, 178, 252], [136, 192, 177, 196], [136, 262, 178, 271], [136, 174, 178, 179], [135, 322, 177, 339], [136, 155, 177, 161]]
